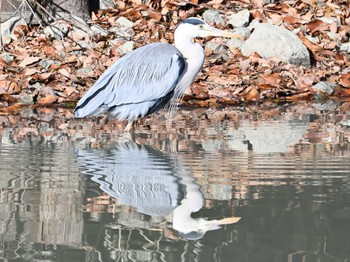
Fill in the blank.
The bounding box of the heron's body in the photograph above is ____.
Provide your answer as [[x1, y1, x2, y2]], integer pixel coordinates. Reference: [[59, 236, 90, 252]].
[[74, 18, 240, 126]]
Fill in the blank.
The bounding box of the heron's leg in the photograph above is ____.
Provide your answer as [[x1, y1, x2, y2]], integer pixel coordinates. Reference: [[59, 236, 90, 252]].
[[125, 121, 135, 132]]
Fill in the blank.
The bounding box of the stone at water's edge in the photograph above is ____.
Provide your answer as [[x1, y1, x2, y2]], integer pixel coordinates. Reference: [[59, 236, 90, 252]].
[[228, 9, 251, 28], [202, 10, 226, 26], [241, 23, 311, 67], [312, 81, 336, 95]]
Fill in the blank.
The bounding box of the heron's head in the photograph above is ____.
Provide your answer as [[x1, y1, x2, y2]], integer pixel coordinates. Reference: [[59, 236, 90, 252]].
[[176, 17, 242, 39]]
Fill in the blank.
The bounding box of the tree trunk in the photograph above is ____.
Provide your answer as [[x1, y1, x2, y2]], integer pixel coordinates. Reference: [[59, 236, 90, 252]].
[[36, 0, 92, 22]]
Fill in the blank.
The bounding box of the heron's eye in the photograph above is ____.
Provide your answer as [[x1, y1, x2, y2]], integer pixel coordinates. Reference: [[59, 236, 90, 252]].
[[199, 25, 204, 29]]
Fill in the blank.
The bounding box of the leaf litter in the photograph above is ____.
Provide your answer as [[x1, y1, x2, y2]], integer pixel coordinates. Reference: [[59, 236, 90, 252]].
[[0, 0, 349, 116]]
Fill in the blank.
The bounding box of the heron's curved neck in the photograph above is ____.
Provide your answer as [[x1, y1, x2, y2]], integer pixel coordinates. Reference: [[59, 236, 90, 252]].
[[174, 29, 204, 62]]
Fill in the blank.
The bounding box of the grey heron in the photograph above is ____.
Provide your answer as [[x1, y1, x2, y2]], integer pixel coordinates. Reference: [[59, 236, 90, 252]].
[[74, 17, 241, 130]]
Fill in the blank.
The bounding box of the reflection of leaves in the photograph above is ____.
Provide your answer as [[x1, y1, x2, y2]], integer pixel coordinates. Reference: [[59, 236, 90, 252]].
[[0, 104, 26, 115]]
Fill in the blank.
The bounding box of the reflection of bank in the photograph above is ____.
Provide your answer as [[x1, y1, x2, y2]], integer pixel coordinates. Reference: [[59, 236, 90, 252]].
[[0, 137, 83, 260], [201, 118, 309, 153], [78, 142, 240, 242]]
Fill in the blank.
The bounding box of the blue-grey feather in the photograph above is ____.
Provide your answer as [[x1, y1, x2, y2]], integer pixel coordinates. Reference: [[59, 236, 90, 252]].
[[181, 18, 206, 26], [74, 43, 186, 121]]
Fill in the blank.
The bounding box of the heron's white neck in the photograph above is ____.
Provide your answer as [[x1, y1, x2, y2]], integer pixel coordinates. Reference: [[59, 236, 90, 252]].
[[174, 27, 205, 93], [174, 28, 204, 62]]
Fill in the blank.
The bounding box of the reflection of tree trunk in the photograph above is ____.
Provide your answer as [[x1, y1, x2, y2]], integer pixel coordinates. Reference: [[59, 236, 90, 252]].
[[35, 0, 91, 21]]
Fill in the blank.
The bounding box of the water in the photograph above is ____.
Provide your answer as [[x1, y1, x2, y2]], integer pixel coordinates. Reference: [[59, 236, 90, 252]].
[[0, 102, 350, 261]]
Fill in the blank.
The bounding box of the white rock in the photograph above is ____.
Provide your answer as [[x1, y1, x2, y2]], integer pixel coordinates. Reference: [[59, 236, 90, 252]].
[[100, 0, 115, 9], [117, 41, 135, 55], [44, 22, 69, 39], [312, 81, 336, 95], [90, 25, 108, 36], [340, 42, 350, 53], [0, 16, 27, 44], [226, 27, 250, 49], [202, 10, 226, 26], [241, 23, 310, 66], [116, 27, 135, 40], [227, 38, 244, 49], [0, 53, 14, 64], [116, 17, 134, 28], [228, 9, 250, 28]]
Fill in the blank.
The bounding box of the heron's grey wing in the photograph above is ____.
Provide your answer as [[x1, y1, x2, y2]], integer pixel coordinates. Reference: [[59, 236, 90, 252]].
[[74, 43, 186, 118]]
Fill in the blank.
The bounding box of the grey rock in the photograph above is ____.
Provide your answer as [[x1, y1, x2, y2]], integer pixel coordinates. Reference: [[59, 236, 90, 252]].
[[340, 120, 350, 127], [77, 40, 94, 49], [0, 53, 14, 64], [44, 22, 69, 39], [90, 25, 108, 36], [205, 41, 229, 60], [319, 17, 337, 24], [313, 99, 337, 111], [77, 67, 93, 75], [241, 23, 311, 66], [233, 27, 251, 38], [30, 82, 42, 89], [116, 17, 134, 28], [39, 60, 61, 69], [1, 16, 27, 44], [340, 42, 350, 53], [109, 27, 136, 40], [305, 35, 318, 44], [117, 41, 135, 55], [72, 26, 89, 39], [228, 9, 250, 28], [312, 81, 336, 95], [100, 0, 115, 9], [205, 42, 226, 53], [202, 10, 226, 26], [327, 32, 338, 41], [226, 28, 250, 49], [227, 38, 244, 49], [249, 18, 261, 29], [14, 94, 35, 104]]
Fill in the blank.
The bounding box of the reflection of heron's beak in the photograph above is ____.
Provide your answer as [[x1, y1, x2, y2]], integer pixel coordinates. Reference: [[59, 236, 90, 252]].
[[203, 25, 244, 39], [216, 216, 241, 225]]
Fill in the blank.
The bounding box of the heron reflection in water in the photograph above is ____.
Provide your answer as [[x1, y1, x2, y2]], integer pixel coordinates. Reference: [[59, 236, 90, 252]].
[[77, 142, 240, 240], [74, 18, 242, 130]]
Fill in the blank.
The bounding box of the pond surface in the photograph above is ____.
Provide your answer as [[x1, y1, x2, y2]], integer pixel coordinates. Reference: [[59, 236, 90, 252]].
[[0, 102, 350, 262]]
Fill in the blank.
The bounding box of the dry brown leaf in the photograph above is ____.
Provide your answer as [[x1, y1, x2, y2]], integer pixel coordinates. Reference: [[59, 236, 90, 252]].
[[18, 57, 41, 67], [38, 95, 58, 104], [282, 16, 300, 26], [306, 19, 329, 33], [58, 68, 70, 78], [33, 73, 53, 82], [0, 103, 27, 115], [259, 73, 281, 86], [0, 81, 20, 94], [339, 73, 350, 88], [64, 86, 78, 96], [0, 94, 18, 103], [286, 91, 312, 101], [23, 68, 38, 76], [244, 86, 260, 100], [42, 46, 57, 56]]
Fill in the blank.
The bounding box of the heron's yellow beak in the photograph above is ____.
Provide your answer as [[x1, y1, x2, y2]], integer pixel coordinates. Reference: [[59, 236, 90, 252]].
[[200, 25, 243, 39]]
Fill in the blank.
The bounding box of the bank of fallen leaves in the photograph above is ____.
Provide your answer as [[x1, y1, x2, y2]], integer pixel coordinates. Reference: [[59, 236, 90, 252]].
[[0, 0, 350, 115]]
